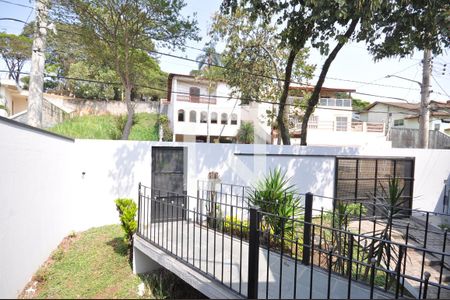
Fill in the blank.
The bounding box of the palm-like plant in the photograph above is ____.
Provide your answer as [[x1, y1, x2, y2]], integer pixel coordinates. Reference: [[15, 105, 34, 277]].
[[236, 121, 255, 144], [196, 42, 222, 70], [247, 168, 302, 242]]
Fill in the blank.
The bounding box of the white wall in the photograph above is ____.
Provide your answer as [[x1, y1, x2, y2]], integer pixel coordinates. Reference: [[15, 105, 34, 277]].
[[1, 117, 449, 297]]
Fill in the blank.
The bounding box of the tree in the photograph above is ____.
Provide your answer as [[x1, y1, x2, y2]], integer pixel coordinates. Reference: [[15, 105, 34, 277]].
[[352, 98, 370, 112], [221, 0, 378, 145], [53, 0, 199, 139], [211, 8, 314, 144], [236, 121, 254, 144], [0, 33, 32, 84]]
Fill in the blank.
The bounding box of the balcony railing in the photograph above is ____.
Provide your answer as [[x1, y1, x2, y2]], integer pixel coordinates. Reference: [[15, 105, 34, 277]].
[[291, 121, 385, 134], [177, 95, 217, 104]]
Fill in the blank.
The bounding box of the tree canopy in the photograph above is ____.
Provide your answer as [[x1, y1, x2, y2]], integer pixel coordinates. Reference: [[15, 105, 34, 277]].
[[52, 0, 199, 139], [0, 32, 32, 84]]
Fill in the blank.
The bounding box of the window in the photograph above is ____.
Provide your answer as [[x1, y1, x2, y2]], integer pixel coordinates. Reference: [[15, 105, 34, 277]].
[[336, 99, 343, 107], [319, 98, 328, 106], [189, 87, 200, 102], [308, 115, 319, 129], [221, 113, 228, 125], [189, 110, 196, 123], [336, 116, 348, 131], [178, 109, 185, 122], [328, 99, 336, 106], [230, 113, 238, 125], [394, 119, 404, 126], [434, 123, 441, 131], [200, 111, 207, 123], [343, 99, 351, 107], [211, 112, 218, 124]]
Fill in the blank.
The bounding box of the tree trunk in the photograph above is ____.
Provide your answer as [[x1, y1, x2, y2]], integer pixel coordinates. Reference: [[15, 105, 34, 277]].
[[300, 18, 359, 146], [277, 48, 298, 145], [121, 84, 134, 140]]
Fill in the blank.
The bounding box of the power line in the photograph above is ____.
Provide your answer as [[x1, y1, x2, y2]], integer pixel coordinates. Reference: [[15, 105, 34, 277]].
[[0, 69, 430, 116], [0, 0, 33, 9], [431, 75, 450, 98]]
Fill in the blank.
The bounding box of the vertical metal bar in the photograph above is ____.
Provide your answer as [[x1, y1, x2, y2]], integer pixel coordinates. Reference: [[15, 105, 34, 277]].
[[171, 195, 174, 254], [187, 196, 190, 263], [199, 197, 202, 270], [423, 272, 431, 300], [309, 225, 315, 299], [193, 196, 196, 267], [293, 238, 299, 300], [419, 212, 430, 299], [369, 258, 377, 299], [176, 194, 179, 256], [166, 192, 169, 250], [395, 245, 404, 299], [230, 205, 234, 288], [213, 195, 217, 278], [401, 222, 410, 297], [327, 249, 333, 299], [248, 206, 260, 300], [239, 207, 243, 295], [158, 190, 161, 246], [356, 202, 363, 281], [347, 234, 354, 299], [279, 218, 285, 299], [303, 193, 313, 265], [437, 230, 448, 299], [319, 207, 323, 269], [138, 183, 142, 235], [206, 197, 209, 275], [355, 159, 359, 201], [265, 229, 270, 300], [221, 201, 226, 283], [181, 200, 184, 260]]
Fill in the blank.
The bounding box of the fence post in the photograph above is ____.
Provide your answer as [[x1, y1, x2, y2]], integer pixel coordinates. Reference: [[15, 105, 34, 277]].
[[248, 205, 260, 299], [138, 182, 142, 233], [302, 192, 313, 265]]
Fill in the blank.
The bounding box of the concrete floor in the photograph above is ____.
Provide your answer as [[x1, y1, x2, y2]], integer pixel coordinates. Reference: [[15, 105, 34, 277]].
[[137, 220, 391, 299]]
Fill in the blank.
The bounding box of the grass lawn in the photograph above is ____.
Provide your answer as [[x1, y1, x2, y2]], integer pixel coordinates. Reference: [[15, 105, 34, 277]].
[[20, 225, 205, 299], [49, 113, 159, 141]]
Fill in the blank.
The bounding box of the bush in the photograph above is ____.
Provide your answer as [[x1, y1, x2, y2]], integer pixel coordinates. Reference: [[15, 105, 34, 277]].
[[247, 168, 302, 238], [114, 198, 137, 246]]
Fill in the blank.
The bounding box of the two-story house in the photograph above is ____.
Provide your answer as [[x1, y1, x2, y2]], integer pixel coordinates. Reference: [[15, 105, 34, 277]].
[[164, 74, 241, 143]]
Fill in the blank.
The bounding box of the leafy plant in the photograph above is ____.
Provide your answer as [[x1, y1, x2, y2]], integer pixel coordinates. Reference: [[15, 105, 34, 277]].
[[236, 121, 255, 144], [114, 198, 137, 249], [157, 115, 173, 142], [247, 168, 302, 246]]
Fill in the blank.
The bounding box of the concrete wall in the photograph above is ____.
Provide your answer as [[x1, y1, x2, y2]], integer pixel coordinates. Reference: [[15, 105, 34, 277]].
[[389, 128, 450, 149], [1, 116, 450, 297]]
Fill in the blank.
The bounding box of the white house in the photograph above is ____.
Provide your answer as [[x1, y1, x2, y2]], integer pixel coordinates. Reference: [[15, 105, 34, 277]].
[[0, 79, 28, 117], [360, 101, 450, 135], [164, 73, 243, 143]]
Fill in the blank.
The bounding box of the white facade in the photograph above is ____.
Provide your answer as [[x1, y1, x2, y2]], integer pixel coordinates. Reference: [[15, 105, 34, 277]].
[[360, 101, 450, 135], [1, 117, 450, 297], [167, 74, 242, 143]]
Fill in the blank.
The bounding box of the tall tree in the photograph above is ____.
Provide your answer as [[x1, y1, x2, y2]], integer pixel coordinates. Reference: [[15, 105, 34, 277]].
[[0, 33, 32, 84], [211, 8, 314, 144], [53, 0, 199, 139], [222, 0, 378, 145]]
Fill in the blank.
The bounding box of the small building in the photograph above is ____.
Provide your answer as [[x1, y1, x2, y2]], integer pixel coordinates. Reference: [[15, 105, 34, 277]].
[[0, 79, 28, 117], [360, 100, 450, 135]]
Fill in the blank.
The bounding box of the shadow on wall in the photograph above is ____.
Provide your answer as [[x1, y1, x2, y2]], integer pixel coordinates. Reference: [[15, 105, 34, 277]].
[[108, 142, 151, 198]]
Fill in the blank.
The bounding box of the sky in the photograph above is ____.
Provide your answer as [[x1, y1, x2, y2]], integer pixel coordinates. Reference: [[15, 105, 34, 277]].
[[1, 0, 449, 104]]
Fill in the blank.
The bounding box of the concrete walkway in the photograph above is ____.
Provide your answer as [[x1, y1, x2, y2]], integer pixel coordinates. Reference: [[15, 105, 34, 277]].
[[136, 220, 391, 299]]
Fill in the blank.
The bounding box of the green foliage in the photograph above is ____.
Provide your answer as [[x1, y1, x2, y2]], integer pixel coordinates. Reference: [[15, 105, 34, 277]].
[[236, 121, 255, 144], [352, 98, 370, 112], [67, 61, 119, 99], [157, 115, 173, 142], [222, 216, 250, 239], [247, 168, 302, 238], [48, 113, 159, 140], [0, 32, 32, 83], [52, 0, 199, 139], [115, 198, 137, 246], [0, 104, 8, 113]]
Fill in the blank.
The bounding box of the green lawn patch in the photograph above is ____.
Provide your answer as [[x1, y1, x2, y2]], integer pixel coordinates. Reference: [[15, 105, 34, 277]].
[[20, 225, 205, 299], [49, 113, 159, 141]]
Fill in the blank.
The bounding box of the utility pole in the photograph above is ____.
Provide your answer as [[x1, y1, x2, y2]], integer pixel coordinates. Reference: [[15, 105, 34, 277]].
[[27, 0, 49, 128], [419, 49, 431, 149]]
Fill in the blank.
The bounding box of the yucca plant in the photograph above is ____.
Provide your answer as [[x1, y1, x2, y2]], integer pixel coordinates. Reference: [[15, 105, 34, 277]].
[[247, 168, 302, 247], [360, 177, 407, 287]]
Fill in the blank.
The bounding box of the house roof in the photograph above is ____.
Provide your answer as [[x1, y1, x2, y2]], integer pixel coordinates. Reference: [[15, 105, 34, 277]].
[[364, 100, 450, 112], [289, 86, 356, 93]]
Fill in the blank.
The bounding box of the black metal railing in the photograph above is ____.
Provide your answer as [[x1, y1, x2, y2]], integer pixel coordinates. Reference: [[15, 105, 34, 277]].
[[137, 183, 450, 299]]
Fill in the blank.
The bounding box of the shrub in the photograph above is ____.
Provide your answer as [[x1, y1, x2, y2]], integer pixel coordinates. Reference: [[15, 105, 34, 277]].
[[247, 168, 302, 241], [114, 198, 137, 246]]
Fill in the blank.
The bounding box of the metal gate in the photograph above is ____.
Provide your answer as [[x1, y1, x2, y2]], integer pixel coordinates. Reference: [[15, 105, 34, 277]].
[[151, 146, 187, 222]]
